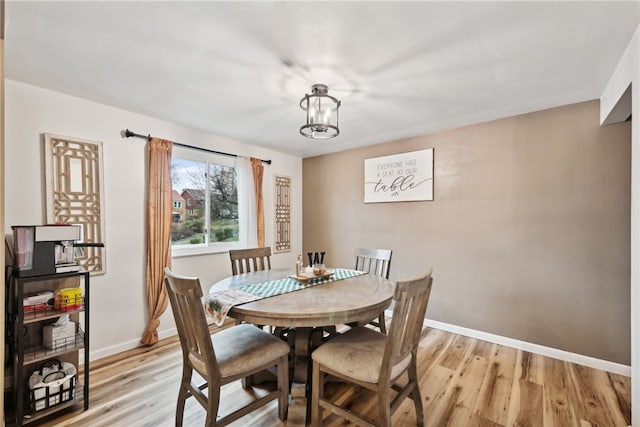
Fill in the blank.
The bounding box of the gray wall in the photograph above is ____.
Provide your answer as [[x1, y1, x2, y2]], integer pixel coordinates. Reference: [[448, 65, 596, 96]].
[[303, 100, 631, 364]]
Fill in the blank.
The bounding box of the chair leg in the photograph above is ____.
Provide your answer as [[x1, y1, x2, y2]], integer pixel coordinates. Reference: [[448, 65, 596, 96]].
[[205, 384, 221, 427], [241, 375, 252, 389], [175, 367, 192, 427], [310, 360, 323, 427], [408, 360, 425, 427], [175, 387, 187, 427], [377, 387, 392, 427], [277, 354, 290, 421], [378, 313, 387, 334]]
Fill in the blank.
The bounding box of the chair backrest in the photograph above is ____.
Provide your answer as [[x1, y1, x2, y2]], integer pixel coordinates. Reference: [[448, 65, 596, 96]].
[[382, 269, 433, 379], [353, 247, 392, 279], [164, 268, 221, 382], [229, 247, 272, 275]]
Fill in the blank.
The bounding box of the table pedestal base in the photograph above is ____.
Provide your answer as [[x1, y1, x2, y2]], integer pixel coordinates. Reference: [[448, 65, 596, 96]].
[[274, 325, 337, 425]]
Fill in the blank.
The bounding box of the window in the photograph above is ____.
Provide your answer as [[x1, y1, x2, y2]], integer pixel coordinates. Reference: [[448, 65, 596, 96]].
[[171, 147, 245, 255], [173, 201, 182, 209]]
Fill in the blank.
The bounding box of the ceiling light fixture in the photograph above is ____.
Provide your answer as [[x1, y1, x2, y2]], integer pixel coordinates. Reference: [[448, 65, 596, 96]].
[[299, 84, 341, 139]]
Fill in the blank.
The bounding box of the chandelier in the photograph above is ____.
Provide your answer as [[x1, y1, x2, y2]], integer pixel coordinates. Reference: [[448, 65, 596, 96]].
[[299, 84, 341, 139]]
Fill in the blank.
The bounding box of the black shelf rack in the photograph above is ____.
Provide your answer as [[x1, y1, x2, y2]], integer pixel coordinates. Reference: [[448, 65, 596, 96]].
[[9, 270, 90, 426]]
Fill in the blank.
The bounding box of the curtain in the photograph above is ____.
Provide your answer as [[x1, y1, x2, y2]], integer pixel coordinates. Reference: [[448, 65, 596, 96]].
[[250, 157, 265, 247], [237, 157, 257, 248], [141, 138, 173, 345]]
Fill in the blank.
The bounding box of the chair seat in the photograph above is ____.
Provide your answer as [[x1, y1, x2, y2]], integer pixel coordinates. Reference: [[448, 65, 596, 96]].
[[312, 326, 411, 383], [210, 324, 290, 379]]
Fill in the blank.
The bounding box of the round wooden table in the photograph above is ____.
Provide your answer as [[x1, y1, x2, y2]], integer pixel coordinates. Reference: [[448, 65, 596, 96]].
[[209, 268, 394, 327], [209, 268, 394, 424]]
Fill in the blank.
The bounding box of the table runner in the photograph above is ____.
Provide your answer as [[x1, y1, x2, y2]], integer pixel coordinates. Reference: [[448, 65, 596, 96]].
[[205, 268, 366, 326]]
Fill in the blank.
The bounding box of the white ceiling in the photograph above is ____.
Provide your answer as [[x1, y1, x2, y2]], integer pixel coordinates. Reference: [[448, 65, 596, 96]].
[[5, 1, 639, 158]]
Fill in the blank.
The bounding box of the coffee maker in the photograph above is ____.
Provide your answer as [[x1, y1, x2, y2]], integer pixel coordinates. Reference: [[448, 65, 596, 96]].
[[11, 225, 103, 277]]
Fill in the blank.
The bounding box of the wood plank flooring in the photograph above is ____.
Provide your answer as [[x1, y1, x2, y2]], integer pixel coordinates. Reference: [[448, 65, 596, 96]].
[[9, 327, 631, 426]]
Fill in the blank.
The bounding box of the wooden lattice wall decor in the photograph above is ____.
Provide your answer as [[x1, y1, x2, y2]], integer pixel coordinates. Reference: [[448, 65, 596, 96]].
[[274, 175, 291, 253], [44, 134, 106, 275]]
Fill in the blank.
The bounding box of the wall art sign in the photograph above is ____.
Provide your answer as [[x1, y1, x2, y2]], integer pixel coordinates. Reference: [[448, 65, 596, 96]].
[[364, 148, 434, 203], [274, 175, 291, 253], [44, 133, 107, 275]]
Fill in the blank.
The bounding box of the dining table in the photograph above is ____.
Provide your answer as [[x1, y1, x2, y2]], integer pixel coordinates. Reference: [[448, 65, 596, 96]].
[[208, 267, 394, 425]]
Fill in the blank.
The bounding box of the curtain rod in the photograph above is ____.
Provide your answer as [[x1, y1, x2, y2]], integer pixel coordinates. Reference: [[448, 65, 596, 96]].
[[122, 129, 272, 165]]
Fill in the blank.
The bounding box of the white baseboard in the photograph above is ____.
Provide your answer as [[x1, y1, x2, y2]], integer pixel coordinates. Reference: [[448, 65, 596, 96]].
[[90, 315, 630, 378], [419, 316, 631, 377], [89, 326, 178, 361], [89, 320, 232, 361]]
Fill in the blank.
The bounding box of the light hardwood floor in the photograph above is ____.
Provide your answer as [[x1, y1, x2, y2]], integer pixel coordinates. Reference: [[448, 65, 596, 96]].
[[12, 326, 631, 427]]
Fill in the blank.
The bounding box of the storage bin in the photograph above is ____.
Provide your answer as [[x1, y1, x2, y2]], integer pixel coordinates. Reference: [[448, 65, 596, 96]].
[[43, 320, 76, 350], [29, 360, 76, 411], [23, 291, 54, 313], [54, 287, 83, 311]]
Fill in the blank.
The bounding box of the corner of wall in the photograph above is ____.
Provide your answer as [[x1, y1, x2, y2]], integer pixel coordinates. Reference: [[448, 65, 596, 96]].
[[601, 25, 639, 125]]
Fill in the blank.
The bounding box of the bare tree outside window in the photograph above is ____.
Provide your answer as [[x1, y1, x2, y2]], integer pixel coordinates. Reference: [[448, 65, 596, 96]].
[[209, 163, 239, 243], [170, 157, 239, 247]]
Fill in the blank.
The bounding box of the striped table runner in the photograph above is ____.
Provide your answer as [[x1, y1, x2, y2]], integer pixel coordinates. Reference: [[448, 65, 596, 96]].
[[205, 268, 366, 326]]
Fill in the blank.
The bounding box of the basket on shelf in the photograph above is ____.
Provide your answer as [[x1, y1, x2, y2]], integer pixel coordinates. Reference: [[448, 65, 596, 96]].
[[23, 291, 54, 313], [54, 287, 83, 311], [28, 359, 77, 412], [43, 316, 77, 350]]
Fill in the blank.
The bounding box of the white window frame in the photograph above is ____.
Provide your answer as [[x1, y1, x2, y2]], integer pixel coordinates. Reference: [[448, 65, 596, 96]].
[[171, 146, 246, 257]]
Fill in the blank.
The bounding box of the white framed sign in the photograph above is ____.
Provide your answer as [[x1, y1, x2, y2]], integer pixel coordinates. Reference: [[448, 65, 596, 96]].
[[364, 148, 434, 203]]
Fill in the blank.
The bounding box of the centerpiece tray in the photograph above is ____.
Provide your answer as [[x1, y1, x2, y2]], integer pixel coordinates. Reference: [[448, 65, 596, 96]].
[[288, 270, 334, 283]]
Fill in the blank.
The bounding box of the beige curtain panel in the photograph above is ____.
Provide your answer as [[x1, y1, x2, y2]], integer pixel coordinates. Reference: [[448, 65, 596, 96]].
[[251, 157, 265, 247], [141, 137, 173, 345]]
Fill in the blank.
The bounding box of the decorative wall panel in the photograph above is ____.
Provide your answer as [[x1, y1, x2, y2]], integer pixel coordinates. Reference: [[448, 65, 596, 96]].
[[44, 134, 106, 275], [274, 175, 291, 253]]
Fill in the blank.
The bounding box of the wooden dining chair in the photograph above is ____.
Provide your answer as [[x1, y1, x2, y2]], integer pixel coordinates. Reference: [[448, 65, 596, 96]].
[[354, 247, 393, 333], [229, 247, 272, 275], [164, 268, 290, 426], [310, 269, 433, 427]]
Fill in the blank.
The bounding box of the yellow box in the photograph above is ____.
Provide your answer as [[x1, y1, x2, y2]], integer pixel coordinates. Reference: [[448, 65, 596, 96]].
[[54, 288, 83, 311]]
